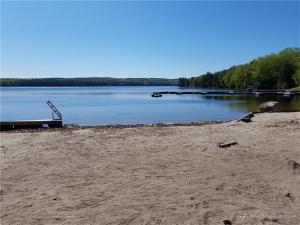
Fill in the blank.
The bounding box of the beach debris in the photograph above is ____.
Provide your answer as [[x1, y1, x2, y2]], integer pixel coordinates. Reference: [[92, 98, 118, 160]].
[[201, 147, 208, 152], [236, 112, 254, 123], [290, 119, 299, 124], [262, 218, 279, 223], [285, 192, 295, 201], [257, 101, 279, 112], [287, 160, 300, 175], [223, 220, 232, 225], [218, 142, 238, 148]]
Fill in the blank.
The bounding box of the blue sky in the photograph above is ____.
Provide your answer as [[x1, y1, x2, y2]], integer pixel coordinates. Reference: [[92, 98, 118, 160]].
[[1, 1, 299, 78]]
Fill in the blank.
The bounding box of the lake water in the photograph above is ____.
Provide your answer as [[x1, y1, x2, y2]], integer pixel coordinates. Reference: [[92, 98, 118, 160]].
[[1, 86, 299, 125]]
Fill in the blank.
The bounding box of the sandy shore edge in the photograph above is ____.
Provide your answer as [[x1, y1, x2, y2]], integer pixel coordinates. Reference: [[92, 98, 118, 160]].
[[1, 112, 300, 225]]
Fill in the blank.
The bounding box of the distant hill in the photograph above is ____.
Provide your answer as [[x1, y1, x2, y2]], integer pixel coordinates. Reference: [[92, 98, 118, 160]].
[[0, 77, 178, 87], [179, 48, 300, 89]]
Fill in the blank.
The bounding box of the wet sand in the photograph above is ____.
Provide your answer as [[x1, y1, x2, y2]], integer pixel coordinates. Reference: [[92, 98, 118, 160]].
[[1, 112, 300, 225]]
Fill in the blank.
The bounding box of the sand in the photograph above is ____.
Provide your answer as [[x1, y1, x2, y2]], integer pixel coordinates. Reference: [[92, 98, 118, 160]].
[[1, 112, 300, 225]]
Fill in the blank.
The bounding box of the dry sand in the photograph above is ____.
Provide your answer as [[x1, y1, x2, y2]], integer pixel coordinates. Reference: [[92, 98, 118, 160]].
[[1, 112, 300, 225]]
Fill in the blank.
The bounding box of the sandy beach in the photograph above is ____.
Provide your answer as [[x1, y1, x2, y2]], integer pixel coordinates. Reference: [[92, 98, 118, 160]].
[[1, 112, 300, 225]]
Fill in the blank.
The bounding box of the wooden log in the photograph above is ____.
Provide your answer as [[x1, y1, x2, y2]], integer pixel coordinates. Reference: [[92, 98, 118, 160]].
[[218, 142, 238, 148], [236, 112, 254, 123]]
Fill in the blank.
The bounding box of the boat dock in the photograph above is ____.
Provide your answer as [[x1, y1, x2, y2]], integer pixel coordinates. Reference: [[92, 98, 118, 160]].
[[0, 100, 63, 131], [151, 90, 300, 97]]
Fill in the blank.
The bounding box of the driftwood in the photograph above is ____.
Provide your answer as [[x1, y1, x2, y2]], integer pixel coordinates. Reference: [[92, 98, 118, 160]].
[[218, 142, 238, 148], [237, 112, 254, 123]]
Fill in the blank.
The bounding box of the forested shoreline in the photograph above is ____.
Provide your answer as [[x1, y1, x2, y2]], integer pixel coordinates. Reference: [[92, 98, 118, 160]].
[[0, 77, 178, 87], [179, 48, 300, 90], [2, 48, 300, 89]]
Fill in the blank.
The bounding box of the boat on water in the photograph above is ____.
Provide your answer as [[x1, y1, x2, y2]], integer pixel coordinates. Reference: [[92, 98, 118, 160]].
[[151, 92, 162, 97]]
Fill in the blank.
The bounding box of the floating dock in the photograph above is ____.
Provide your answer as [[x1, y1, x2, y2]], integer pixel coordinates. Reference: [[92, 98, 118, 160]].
[[151, 90, 300, 97], [0, 119, 63, 130], [0, 100, 63, 131]]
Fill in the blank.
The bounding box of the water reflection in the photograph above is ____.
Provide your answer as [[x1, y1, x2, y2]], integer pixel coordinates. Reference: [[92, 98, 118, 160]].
[[202, 95, 300, 112]]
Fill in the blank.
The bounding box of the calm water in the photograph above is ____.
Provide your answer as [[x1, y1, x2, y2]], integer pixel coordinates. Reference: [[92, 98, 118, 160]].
[[1, 86, 299, 125]]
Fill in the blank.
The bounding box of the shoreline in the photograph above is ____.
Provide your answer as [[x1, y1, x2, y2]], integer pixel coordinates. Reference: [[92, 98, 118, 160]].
[[0, 120, 226, 133], [64, 120, 225, 129], [2, 111, 299, 132], [62, 111, 300, 129]]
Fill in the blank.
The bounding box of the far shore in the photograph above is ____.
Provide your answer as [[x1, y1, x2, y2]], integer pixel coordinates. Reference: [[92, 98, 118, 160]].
[[1, 112, 300, 225]]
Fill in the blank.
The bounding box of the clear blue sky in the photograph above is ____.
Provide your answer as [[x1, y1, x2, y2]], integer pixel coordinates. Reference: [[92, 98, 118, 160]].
[[1, 1, 299, 78]]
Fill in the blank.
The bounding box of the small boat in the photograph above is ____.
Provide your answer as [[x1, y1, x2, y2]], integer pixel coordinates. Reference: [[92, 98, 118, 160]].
[[151, 92, 162, 97], [283, 91, 291, 97]]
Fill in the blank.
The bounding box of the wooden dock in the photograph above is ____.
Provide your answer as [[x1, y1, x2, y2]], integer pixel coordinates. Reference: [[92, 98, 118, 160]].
[[151, 90, 300, 97], [0, 119, 63, 130]]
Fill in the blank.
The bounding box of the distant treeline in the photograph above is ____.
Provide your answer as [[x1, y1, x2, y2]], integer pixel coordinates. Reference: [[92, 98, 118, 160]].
[[0, 77, 178, 87], [179, 48, 300, 89]]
